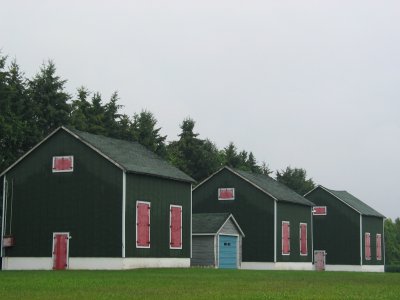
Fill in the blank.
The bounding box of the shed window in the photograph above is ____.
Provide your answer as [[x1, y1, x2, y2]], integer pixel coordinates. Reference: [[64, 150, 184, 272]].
[[300, 223, 307, 256], [218, 188, 235, 200], [365, 232, 371, 260], [312, 206, 327, 216], [170, 205, 182, 249], [376, 234, 382, 261], [136, 201, 150, 248], [282, 221, 290, 255], [52, 156, 74, 172]]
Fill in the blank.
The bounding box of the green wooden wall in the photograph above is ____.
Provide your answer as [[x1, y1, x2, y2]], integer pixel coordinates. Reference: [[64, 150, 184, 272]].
[[276, 202, 312, 262], [125, 173, 191, 258], [3, 130, 122, 258], [306, 187, 362, 265], [193, 169, 312, 263], [362, 215, 384, 265]]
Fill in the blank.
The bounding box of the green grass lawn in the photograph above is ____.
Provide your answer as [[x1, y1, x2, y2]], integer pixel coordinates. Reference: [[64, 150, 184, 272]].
[[0, 268, 399, 299]]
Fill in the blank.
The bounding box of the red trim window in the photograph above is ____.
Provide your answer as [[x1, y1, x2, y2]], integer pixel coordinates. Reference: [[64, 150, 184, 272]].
[[365, 232, 371, 260], [218, 188, 235, 200], [170, 205, 182, 249], [282, 221, 290, 255], [376, 234, 382, 261], [300, 223, 308, 256], [312, 206, 327, 216], [136, 201, 150, 248], [52, 156, 74, 172]]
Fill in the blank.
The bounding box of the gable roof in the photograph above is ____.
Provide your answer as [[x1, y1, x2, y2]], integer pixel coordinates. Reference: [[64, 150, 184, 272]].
[[195, 166, 314, 206], [315, 186, 384, 218], [1, 126, 194, 183], [192, 213, 244, 236]]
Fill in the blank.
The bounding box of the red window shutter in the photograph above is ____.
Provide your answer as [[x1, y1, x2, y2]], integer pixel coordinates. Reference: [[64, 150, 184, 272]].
[[300, 223, 307, 255], [218, 188, 235, 200], [53, 156, 73, 172], [376, 234, 382, 261], [136, 202, 150, 247], [312, 206, 327, 215], [365, 233, 371, 260], [282, 221, 290, 255], [170, 206, 182, 249]]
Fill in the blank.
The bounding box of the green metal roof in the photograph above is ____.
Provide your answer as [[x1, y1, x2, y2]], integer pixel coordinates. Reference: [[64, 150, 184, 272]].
[[229, 167, 315, 206], [66, 127, 195, 183], [323, 186, 384, 218], [192, 213, 233, 234]]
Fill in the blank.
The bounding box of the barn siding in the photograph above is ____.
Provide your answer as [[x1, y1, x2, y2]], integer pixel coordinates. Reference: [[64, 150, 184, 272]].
[[193, 168, 275, 262], [306, 188, 360, 265], [2, 130, 122, 258], [191, 236, 215, 266], [125, 173, 191, 258], [362, 215, 384, 265], [276, 202, 312, 262]]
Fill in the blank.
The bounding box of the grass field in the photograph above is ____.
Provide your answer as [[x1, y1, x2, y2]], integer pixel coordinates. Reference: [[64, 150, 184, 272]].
[[0, 268, 399, 299]]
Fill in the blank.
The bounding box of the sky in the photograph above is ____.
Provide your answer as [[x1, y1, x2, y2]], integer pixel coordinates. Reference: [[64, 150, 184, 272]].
[[1, 1, 399, 218]]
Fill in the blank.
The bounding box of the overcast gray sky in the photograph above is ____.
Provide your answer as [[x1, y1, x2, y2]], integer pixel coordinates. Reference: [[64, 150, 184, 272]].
[[1, 1, 399, 219]]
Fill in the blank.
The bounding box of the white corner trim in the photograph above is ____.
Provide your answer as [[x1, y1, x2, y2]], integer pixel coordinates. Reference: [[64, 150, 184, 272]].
[[360, 215, 363, 265], [1, 175, 6, 258], [311, 207, 314, 263], [122, 172, 126, 257], [190, 184, 193, 259], [274, 200, 277, 263]]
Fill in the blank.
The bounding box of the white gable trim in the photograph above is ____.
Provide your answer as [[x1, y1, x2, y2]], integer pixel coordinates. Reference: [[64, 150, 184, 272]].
[[317, 185, 362, 215], [0, 126, 126, 178], [193, 166, 279, 202], [216, 214, 245, 237]]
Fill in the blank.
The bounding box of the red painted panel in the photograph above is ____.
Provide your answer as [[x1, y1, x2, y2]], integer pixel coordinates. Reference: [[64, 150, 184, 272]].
[[282, 222, 290, 255], [300, 223, 307, 255], [53, 234, 68, 270], [365, 233, 371, 260], [313, 206, 327, 215], [218, 188, 235, 200], [137, 203, 150, 247], [53, 156, 73, 172], [376, 234, 382, 260], [170, 206, 182, 248]]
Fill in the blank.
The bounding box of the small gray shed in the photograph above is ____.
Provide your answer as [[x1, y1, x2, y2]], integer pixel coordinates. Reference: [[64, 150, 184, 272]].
[[191, 213, 245, 269]]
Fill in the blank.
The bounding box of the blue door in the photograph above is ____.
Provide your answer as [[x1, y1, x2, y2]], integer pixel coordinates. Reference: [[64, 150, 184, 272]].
[[219, 235, 238, 269]]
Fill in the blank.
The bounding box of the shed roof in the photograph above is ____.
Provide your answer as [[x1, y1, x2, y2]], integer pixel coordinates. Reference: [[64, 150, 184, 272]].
[[0, 126, 194, 183], [321, 186, 384, 218], [192, 213, 244, 236], [195, 167, 314, 206]]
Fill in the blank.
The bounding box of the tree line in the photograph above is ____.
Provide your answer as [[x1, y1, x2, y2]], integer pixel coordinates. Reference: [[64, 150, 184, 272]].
[[0, 55, 313, 190]]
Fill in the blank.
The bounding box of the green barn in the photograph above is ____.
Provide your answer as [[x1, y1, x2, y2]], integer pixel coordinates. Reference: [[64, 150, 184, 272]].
[[1, 126, 194, 270], [304, 185, 385, 272], [193, 167, 315, 270]]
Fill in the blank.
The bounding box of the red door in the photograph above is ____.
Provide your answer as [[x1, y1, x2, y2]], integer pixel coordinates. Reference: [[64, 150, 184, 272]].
[[314, 250, 326, 271], [53, 233, 69, 270]]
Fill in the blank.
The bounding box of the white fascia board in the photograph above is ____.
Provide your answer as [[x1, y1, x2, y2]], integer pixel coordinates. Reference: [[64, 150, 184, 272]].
[[0, 127, 63, 177], [192, 166, 226, 191], [318, 185, 362, 215], [215, 214, 245, 237], [303, 185, 319, 197], [63, 127, 126, 171]]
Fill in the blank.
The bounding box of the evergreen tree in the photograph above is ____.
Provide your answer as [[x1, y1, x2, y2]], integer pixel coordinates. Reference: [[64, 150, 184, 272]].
[[167, 118, 221, 181], [28, 61, 71, 137], [131, 110, 167, 157], [276, 167, 315, 195]]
